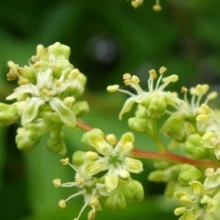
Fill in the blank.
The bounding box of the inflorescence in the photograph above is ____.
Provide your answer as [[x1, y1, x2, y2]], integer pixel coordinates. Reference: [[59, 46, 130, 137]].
[[1, 42, 220, 220]]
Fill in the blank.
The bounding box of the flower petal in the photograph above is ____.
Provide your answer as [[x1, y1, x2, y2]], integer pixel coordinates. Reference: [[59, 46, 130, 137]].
[[105, 170, 118, 192], [6, 84, 38, 100], [36, 69, 54, 89], [115, 132, 134, 155], [49, 97, 76, 127], [119, 97, 136, 120], [123, 157, 143, 173], [21, 97, 44, 125], [82, 129, 112, 156]]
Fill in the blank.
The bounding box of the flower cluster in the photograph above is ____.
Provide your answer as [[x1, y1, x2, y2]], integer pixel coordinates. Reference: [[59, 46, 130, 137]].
[[53, 129, 144, 220], [107, 67, 179, 134], [148, 163, 220, 219], [162, 84, 217, 143], [174, 167, 220, 220], [0, 42, 89, 153]]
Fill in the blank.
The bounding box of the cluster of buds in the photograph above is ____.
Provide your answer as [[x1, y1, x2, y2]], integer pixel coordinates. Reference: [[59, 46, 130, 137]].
[[161, 83, 217, 143], [53, 129, 144, 220], [0, 42, 89, 153], [107, 64, 220, 219], [174, 167, 220, 219], [148, 163, 220, 219]]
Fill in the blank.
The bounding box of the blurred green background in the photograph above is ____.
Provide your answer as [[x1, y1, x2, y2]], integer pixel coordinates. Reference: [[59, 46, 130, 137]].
[[0, 0, 220, 219]]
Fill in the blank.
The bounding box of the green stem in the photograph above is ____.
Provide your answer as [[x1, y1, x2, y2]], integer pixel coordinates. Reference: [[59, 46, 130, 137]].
[[76, 119, 220, 169], [147, 119, 167, 152]]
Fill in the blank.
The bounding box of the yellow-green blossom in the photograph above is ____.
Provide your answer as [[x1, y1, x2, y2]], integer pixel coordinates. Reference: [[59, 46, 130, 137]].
[[107, 67, 179, 121], [6, 42, 87, 127], [82, 129, 143, 192], [1, 42, 89, 152], [174, 167, 220, 220]]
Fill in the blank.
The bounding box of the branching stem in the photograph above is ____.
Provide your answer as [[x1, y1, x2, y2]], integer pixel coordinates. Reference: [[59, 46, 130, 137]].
[[76, 119, 220, 169]]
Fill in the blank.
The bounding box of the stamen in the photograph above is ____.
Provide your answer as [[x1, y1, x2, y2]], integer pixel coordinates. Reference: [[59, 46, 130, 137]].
[[149, 69, 157, 79], [123, 73, 131, 80], [181, 86, 189, 103], [130, 75, 144, 94], [107, 85, 119, 92], [153, 0, 162, 12], [117, 88, 135, 97], [131, 75, 140, 84], [65, 191, 83, 203], [53, 178, 61, 187], [205, 92, 218, 103], [60, 182, 78, 187], [60, 158, 69, 165], [74, 196, 91, 220], [155, 72, 164, 90], [159, 66, 167, 74], [131, 0, 143, 8], [59, 199, 66, 208]]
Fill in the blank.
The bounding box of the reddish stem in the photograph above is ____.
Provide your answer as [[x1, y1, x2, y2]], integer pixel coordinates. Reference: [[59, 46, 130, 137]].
[[132, 148, 220, 169], [76, 119, 220, 169]]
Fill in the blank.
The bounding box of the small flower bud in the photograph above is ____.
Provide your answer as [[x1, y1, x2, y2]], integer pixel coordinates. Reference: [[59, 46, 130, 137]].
[[178, 165, 202, 186], [185, 134, 209, 159], [148, 170, 170, 182], [148, 97, 167, 119], [128, 117, 148, 133], [63, 97, 75, 108], [123, 179, 144, 201], [105, 193, 126, 211], [72, 101, 89, 116], [48, 42, 70, 59], [47, 130, 66, 154], [119, 169, 130, 179], [162, 112, 195, 142], [0, 103, 19, 126], [59, 199, 66, 208]]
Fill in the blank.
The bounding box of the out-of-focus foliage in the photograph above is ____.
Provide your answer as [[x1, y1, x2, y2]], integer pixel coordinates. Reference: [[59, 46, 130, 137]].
[[0, 0, 220, 219]]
